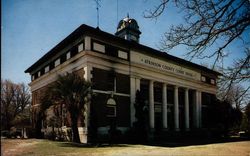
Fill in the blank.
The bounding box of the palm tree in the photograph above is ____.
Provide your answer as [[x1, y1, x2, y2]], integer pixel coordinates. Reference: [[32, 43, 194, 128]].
[[48, 73, 91, 143]]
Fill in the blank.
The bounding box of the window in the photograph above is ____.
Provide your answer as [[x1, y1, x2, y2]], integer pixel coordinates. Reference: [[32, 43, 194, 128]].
[[38, 71, 41, 77], [66, 51, 71, 60], [167, 87, 174, 104], [107, 106, 116, 117], [92, 68, 114, 91], [211, 79, 215, 85], [116, 73, 130, 94], [107, 72, 115, 91], [154, 83, 162, 103], [54, 58, 60, 67], [118, 50, 128, 59], [93, 42, 105, 53], [45, 66, 50, 73], [201, 76, 206, 82], [106, 98, 116, 117], [201, 75, 216, 85], [78, 43, 84, 52], [32, 75, 35, 81]]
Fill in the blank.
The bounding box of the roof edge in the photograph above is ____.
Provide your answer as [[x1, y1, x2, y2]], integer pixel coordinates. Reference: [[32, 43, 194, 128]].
[[25, 24, 222, 77]]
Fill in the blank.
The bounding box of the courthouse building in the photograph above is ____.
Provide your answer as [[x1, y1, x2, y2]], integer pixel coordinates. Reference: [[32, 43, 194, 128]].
[[25, 16, 221, 143]]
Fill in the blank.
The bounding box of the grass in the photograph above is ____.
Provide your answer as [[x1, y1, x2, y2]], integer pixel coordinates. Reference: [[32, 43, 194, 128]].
[[2, 138, 250, 156], [26, 141, 131, 156]]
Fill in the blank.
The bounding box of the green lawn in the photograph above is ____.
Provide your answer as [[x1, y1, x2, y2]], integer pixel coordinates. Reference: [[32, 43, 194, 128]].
[[2, 139, 250, 156]]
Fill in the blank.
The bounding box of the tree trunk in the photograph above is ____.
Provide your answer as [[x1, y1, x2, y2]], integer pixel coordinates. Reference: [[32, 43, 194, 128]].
[[22, 126, 24, 139], [71, 114, 80, 143], [6, 115, 11, 131], [35, 113, 43, 138]]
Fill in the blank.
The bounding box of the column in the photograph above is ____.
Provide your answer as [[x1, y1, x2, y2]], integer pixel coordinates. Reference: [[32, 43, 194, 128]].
[[130, 77, 140, 126], [162, 83, 168, 129], [136, 78, 140, 91], [184, 88, 190, 130], [84, 66, 93, 81], [198, 91, 202, 128], [82, 66, 93, 143], [149, 80, 154, 129], [194, 90, 201, 128], [174, 86, 179, 131]]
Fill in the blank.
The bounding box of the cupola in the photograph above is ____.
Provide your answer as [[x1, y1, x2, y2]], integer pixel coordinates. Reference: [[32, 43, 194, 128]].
[[115, 14, 141, 43]]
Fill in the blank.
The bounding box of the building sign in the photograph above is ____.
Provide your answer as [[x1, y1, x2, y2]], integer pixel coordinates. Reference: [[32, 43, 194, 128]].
[[131, 51, 200, 80]]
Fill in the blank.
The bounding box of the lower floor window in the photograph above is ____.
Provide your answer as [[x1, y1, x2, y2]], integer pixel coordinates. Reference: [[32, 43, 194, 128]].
[[106, 105, 116, 117]]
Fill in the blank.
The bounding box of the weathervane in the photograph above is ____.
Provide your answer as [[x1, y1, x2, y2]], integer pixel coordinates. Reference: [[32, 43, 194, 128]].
[[94, 0, 101, 28]]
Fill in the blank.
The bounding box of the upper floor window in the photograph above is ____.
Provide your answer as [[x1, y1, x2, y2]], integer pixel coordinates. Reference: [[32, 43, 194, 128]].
[[201, 76, 206, 82], [93, 42, 105, 53], [201, 75, 216, 85], [211, 79, 215, 85], [78, 43, 84, 52], [55, 58, 60, 67], [66, 51, 71, 60], [45, 66, 50, 73], [38, 71, 41, 77], [118, 50, 128, 59]]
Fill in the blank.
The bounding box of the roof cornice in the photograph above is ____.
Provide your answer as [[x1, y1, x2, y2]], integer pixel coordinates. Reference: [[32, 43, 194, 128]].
[[25, 24, 222, 76]]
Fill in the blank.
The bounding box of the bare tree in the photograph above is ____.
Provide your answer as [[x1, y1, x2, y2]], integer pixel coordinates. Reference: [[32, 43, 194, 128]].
[[1, 80, 31, 132], [1, 80, 16, 130], [144, 0, 250, 100], [245, 102, 250, 132], [14, 83, 31, 138], [217, 49, 249, 104], [218, 83, 250, 110]]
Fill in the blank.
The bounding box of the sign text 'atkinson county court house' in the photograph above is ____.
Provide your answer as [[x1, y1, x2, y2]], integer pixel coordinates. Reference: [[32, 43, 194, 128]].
[[140, 58, 197, 79]]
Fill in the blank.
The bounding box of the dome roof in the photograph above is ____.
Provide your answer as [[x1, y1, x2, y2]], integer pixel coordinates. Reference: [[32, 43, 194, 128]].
[[117, 15, 140, 32]]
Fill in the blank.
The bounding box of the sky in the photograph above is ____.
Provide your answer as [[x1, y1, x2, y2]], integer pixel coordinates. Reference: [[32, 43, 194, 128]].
[[1, 0, 248, 84]]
